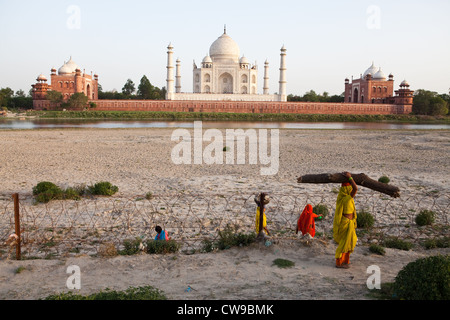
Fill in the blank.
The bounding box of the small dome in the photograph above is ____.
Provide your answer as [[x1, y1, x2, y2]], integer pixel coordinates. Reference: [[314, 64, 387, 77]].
[[373, 68, 387, 80], [37, 74, 47, 81], [240, 55, 249, 64], [202, 55, 212, 63], [209, 32, 240, 63], [400, 80, 410, 87], [363, 62, 379, 79]]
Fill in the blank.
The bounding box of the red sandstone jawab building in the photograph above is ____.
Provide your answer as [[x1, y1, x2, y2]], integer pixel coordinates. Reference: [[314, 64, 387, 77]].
[[31, 57, 99, 108], [344, 62, 413, 106]]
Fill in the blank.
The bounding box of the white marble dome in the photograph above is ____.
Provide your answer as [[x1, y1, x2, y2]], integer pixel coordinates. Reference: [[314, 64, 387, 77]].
[[240, 55, 249, 64], [209, 32, 240, 63], [373, 68, 387, 80], [363, 62, 379, 79], [58, 57, 79, 75], [202, 55, 212, 63]]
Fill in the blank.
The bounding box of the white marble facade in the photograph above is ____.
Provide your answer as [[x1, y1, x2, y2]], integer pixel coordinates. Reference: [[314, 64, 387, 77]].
[[166, 28, 287, 102]]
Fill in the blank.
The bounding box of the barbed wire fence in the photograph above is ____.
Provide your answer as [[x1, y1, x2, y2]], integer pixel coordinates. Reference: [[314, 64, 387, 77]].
[[0, 190, 449, 260]]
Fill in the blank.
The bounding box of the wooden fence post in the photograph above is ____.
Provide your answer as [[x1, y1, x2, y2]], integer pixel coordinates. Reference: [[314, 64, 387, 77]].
[[257, 193, 266, 240], [12, 193, 21, 260]]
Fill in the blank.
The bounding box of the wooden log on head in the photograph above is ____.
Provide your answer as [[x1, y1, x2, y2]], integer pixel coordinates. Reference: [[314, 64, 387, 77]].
[[297, 173, 400, 198]]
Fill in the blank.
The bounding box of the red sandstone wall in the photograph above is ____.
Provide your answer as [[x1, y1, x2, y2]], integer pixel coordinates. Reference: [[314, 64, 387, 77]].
[[33, 99, 412, 115]]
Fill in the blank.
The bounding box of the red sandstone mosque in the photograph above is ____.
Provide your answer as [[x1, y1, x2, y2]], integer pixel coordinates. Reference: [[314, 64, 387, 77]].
[[32, 57, 99, 109], [344, 62, 413, 106], [31, 31, 413, 115]]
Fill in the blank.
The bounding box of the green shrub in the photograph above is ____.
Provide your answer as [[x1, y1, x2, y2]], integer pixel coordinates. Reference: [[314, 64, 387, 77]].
[[357, 209, 375, 229], [216, 225, 257, 250], [63, 187, 82, 200], [145, 240, 180, 254], [32, 181, 63, 203], [272, 258, 295, 268], [145, 192, 153, 200], [369, 244, 386, 255], [118, 238, 143, 256], [383, 237, 413, 251], [415, 210, 436, 226], [313, 204, 329, 219], [43, 285, 167, 300], [88, 181, 119, 196], [393, 255, 450, 300], [378, 176, 390, 184], [423, 237, 450, 250]]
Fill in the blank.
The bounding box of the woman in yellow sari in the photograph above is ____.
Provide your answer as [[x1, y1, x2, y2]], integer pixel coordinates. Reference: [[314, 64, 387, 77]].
[[333, 172, 358, 268]]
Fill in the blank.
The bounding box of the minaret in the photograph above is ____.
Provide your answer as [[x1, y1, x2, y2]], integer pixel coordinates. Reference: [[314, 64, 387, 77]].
[[278, 45, 287, 102], [166, 43, 175, 100], [263, 60, 270, 95], [175, 58, 181, 93]]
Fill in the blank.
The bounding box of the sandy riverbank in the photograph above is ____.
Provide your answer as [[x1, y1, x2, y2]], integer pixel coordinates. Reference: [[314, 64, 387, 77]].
[[0, 128, 449, 300]]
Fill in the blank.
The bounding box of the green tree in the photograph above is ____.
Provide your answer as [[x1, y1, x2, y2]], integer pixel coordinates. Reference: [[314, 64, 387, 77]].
[[137, 75, 163, 100], [137, 75, 154, 99], [122, 79, 136, 96], [46, 90, 63, 106], [66, 92, 89, 110], [302, 90, 320, 102], [15, 89, 26, 97], [0, 87, 14, 107], [413, 89, 449, 116]]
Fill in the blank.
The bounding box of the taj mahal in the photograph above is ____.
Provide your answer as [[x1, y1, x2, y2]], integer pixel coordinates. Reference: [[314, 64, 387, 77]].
[[165, 27, 287, 102]]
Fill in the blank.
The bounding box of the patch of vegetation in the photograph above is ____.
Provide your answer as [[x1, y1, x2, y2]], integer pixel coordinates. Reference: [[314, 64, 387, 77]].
[[423, 237, 450, 250], [366, 282, 398, 300], [32, 181, 117, 203], [383, 237, 413, 251], [145, 192, 153, 200], [88, 181, 119, 196], [216, 225, 257, 250], [201, 225, 257, 252], [272, 258, 295, 269], [26, 110, 450, 123], [118, 238, 143, 256], [118, 238, 180, 255], [357, 209, 375, 229], [393, 255, 450, 300], [15, 266, 27, 274], [32, 181, 64, 203], [43, 285, 167, 300], [415, 210, 436, 226], [145, 240, 180, 254], [378, 176, 390, 184], [313, 204, 329, 219], [369, 244, 386, 255]]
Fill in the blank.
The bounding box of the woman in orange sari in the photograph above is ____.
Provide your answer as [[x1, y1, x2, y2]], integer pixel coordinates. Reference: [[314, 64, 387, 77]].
[[333, 172, 358, 268]]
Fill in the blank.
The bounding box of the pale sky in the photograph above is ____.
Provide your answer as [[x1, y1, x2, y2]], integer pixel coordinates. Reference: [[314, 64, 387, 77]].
[[0, 0, 449, 96]]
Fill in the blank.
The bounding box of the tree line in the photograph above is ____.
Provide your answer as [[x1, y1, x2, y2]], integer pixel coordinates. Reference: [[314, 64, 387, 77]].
[[288, 90, 345, 103], [412, 90, 449, 116], [0, 88, 33, 110], [98, 75, 166, 100]]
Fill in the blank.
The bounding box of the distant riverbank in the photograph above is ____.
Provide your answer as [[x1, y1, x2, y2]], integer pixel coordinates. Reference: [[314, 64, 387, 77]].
[[24, 110, 450, 123]]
